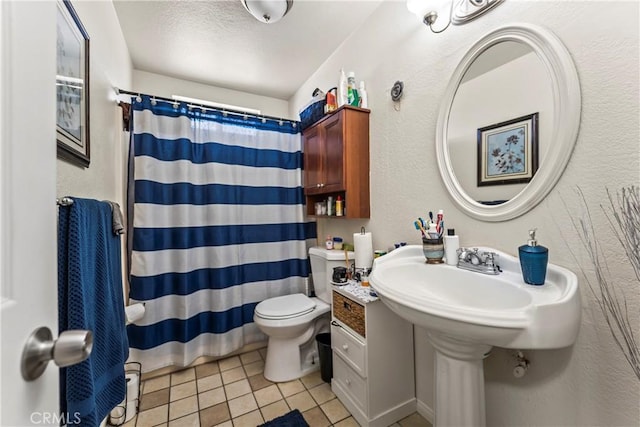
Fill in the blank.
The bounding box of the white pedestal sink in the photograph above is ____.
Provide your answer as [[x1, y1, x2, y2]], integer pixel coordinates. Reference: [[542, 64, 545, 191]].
[[370, 245, 580, 427]]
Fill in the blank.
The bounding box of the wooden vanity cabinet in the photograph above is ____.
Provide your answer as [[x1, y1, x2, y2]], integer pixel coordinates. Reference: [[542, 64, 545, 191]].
[[303, 105, 370, 218]]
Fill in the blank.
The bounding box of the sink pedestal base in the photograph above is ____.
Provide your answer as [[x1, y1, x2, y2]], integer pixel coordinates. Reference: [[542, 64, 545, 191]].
[[428, 332, 492, 427]]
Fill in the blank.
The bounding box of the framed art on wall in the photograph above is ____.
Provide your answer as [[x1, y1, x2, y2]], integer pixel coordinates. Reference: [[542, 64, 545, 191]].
[[56, 0, 90, 168], [477, 113, 538, 187]]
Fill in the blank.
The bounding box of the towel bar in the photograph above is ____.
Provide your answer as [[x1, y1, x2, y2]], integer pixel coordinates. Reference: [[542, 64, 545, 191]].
[[57, 197, 74, 206]]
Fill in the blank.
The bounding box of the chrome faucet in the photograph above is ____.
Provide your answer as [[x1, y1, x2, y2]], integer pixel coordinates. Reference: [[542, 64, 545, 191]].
[[457, 248, 502, 275]]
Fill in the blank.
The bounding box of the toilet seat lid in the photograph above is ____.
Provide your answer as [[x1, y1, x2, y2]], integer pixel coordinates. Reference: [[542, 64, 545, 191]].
[[255, 293, 316, 320]]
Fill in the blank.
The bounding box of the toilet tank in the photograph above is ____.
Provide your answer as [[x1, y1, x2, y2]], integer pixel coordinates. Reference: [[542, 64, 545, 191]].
[[309, 247, 355, 304]]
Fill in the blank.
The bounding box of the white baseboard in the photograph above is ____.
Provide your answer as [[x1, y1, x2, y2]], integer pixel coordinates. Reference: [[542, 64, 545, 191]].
[[416, 399, 434, 424]]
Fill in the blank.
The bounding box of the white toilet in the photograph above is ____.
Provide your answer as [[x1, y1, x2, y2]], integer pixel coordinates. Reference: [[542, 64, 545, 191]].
[[254, 247, 353, 382]]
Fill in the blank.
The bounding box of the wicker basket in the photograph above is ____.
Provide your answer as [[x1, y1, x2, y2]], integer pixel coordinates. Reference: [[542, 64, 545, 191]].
[[333, 292, 366, 338], [299, 96, 326, 130]]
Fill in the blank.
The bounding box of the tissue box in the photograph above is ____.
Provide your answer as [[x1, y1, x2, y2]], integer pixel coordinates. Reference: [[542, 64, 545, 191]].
[[299, 96, 326, 130]]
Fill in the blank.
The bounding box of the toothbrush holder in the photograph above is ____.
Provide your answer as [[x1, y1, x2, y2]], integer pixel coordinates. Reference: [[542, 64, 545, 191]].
[[422, 237, 444, 264]]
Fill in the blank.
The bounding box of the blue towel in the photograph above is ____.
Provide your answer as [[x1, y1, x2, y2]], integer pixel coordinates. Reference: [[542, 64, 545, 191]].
[[58, 198, 129, 426]]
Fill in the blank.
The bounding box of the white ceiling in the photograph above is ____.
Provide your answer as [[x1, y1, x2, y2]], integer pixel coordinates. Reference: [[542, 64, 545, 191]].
[[113, 0, 384, 100]]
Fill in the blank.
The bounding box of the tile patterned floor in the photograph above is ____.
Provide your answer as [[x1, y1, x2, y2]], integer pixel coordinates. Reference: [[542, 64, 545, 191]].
[[122, 348, 431, 427]]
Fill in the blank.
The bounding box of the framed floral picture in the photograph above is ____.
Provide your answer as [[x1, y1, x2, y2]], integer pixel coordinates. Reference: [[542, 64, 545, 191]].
[[477, 113, 538, 187], [56, 0, 90, 168]]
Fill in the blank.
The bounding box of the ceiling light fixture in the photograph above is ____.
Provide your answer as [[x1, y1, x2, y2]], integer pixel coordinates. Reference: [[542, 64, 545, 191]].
[[407, 0, 503, 33], [241, 0, 293, 24]]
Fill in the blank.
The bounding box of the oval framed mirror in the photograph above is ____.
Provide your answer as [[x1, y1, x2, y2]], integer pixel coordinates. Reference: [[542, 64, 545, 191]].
[[436, 24, 581, 221]]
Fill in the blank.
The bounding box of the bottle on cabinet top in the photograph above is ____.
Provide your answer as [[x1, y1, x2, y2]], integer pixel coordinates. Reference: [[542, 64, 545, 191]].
[[358, 81, 368, 109], [338, 69, 348, 107], [347, 72, 360, 107]]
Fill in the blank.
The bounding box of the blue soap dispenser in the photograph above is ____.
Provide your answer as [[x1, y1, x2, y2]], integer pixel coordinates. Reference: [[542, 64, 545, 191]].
[[518, 229, 548, 285]]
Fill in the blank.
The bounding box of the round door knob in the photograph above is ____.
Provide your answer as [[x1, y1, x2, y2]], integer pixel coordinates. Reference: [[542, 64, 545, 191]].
[[345, 379, 351, 386], [342, 344, 349, 351], [53, 330, 94, 368], [316, 183, 321, 187], [21, 327, 93, 381]]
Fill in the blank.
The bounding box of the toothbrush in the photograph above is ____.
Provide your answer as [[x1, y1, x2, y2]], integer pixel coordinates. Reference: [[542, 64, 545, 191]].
[[436, 210, 444, 234], [414, 220, 427, 237], [419, 217, 427, 229]]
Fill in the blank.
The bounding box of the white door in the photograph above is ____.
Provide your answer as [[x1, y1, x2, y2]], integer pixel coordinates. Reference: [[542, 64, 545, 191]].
[[1, 1, 60, 425]]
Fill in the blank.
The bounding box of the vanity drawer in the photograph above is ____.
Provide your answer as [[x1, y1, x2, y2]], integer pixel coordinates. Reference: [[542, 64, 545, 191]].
[[331, 322, 366, 377], [333, 291, 366, 338], [333, 354, 367, 412]]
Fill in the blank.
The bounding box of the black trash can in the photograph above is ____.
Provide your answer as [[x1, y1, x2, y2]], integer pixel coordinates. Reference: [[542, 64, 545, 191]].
[[315, 333, 332, 383]]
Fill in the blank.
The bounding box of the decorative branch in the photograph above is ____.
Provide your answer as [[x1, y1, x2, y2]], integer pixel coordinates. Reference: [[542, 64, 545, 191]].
[[563, 186, 639, 381], [605, 186, 640, 282]]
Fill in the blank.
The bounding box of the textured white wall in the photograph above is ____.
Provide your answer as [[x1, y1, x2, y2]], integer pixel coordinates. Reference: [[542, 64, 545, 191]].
[[132, 70, 292, 119], [56, 0, 133, 206], [55, 1, 133, 303], [292, 1, 640, 425]]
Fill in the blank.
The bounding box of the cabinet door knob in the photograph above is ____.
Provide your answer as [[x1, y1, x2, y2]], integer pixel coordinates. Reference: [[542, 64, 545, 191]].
[[342, 344, 349, 351], [345, 379, 351, 386], [316, 183, 321, 188]]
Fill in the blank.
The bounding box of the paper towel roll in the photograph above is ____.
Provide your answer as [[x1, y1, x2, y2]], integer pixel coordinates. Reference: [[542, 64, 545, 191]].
[[125, 303, 145, 324], [354, 232, 374, 270]]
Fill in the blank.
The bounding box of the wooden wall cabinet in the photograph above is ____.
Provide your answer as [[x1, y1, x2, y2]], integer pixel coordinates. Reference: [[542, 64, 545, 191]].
[[303, 105, 370, 218]]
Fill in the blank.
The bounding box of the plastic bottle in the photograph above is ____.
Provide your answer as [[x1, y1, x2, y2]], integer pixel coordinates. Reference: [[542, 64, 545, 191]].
[[326, 196, 334, 216], [358, 81, 368, 109], [347, 72, 360, 106], [333, 237, 343, 250], [336, 196, 344, 216], [338, 69, 348, 107], [325, 87, 337, 113], [361, 270, 370, 287], [444, 229, 459, 266], [325, 235, 334, 250]]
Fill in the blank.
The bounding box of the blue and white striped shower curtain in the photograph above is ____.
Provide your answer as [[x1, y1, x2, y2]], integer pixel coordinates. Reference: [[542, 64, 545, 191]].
[[127, 96, 316, 372]]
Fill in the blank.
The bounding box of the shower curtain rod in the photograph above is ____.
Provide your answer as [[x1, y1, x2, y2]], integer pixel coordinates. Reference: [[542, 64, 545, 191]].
[[115, 88, 298, 126]]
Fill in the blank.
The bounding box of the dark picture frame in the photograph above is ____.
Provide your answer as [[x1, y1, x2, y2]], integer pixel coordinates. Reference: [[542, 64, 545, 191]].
[[477, 113, 538, 187], [56, 0, 90, 168]]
